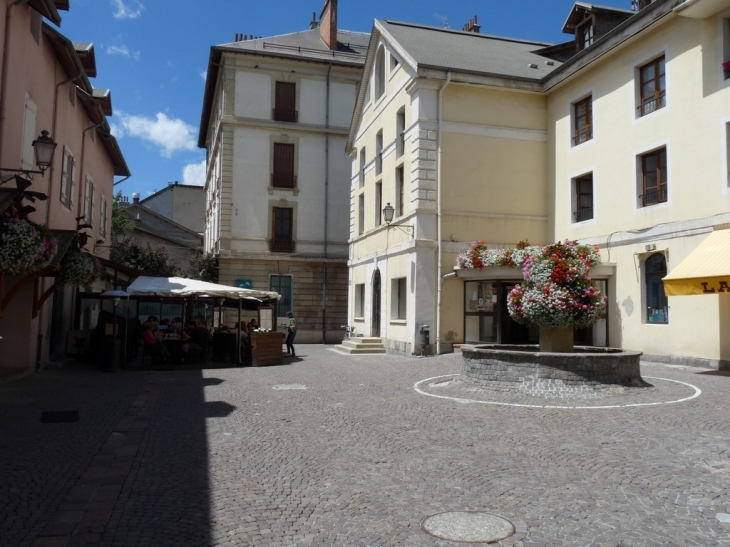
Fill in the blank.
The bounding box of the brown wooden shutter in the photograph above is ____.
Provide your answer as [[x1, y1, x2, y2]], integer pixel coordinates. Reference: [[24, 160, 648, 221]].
[[274, 82, 296, 122], [272, 207, 294, 252], [273, 143, 295, 188]]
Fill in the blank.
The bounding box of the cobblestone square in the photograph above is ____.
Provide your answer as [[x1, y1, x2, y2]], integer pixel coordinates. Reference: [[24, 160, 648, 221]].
[[2, 346, 730, 546]]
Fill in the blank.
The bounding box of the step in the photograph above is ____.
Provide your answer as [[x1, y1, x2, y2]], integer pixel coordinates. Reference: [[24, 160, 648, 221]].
[[332, 344, 387, 355], [342, 339, 383, 349]]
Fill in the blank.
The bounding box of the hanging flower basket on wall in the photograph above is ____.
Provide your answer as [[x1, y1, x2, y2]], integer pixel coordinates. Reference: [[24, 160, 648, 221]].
[[0, 215, 57, 275], [58, 248, 102, 287]]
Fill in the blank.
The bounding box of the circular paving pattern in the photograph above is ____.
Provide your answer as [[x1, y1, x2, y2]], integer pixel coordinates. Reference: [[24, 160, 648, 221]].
[[414, 375, 701, 409], [421, 511, 516, 543]]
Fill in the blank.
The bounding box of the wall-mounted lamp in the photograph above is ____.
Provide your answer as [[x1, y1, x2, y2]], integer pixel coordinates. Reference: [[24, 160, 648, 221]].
[[93, 231, 126, 252], [0, 130, 57, 184], [382, 202, 413, 237]]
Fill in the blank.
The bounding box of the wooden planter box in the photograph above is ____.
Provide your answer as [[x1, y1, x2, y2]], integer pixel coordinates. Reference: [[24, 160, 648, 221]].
[[251, 332, 285, 366]]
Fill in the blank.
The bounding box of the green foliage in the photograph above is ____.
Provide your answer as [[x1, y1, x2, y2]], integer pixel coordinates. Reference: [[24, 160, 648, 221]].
[[186, 252, 218, 283], [111, 241, 178, 277], [111, 191, 134, 238]]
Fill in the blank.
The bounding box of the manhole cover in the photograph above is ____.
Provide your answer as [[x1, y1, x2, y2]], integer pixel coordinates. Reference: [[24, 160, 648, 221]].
[[421, 511, 515, 543], [272, 384, 307, 390], [40, 410, 79, 423]]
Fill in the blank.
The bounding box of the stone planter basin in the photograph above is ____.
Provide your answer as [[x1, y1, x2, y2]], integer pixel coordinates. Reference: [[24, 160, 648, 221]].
[[461, 344, 649, 392]]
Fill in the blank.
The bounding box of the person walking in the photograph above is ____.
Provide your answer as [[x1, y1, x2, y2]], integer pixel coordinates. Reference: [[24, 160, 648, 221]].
[[285, 311, 297, 357]]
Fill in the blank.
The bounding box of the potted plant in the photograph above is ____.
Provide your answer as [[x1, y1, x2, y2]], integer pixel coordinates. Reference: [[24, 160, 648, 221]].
[[58, 247, 102, 287], [0, 210, 57, 275]]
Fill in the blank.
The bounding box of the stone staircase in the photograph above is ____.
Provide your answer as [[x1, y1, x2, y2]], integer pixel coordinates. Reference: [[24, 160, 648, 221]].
[[333, 337, 386, 355]]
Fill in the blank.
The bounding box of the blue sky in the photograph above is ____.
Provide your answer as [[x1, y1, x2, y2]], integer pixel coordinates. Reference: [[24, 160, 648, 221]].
[[59, 0, 633, 199]]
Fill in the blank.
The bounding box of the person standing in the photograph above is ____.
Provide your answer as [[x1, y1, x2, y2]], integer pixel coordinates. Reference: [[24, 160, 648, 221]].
[[285, 311, 296, 357]]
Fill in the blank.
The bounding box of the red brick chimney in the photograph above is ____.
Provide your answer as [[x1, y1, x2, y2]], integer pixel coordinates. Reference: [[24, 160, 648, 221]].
[[319, 0, 338, 50], [462, 15, 481, 34]]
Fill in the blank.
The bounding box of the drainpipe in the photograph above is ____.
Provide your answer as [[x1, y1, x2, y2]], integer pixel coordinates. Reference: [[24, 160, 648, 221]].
[[436, 71, 451, 355], [322, 63, 332, 343], [0, 0, 30, 166]]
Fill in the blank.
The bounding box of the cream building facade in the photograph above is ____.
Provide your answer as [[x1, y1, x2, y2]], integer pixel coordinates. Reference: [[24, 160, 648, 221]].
[[199, 0, 369, 342], [348, 0, 730, 368]]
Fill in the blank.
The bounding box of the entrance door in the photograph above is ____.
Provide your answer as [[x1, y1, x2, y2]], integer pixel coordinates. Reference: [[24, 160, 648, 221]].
[[372, 270, 381, 337]]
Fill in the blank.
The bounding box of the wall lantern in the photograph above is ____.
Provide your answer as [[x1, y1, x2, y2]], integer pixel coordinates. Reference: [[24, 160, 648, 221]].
[[382, 202, 413, 237]]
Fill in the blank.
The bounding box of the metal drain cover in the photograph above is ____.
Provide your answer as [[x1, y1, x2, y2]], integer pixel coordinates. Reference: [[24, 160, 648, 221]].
[[421, 511, 515, 543]]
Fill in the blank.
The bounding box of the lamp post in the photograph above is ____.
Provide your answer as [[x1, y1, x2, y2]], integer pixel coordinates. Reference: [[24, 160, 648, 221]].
[[101, 290, 128, 371]]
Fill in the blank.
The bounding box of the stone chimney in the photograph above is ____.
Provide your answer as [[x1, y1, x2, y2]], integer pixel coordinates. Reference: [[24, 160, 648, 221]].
[[319, 0, 338, 50], [132, 192, 140, 204], [462, 15, 481, 34], [309, 11, 318, 29]]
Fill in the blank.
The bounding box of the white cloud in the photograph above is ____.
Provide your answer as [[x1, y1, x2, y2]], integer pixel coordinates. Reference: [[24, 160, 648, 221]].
[[108, 122, 123, 138], [200, 71, 207, 81], [111, 0, 144, 19], [182, 159, 206, 186], [114, 111, 197, 157], [106, 44, 140, 61]]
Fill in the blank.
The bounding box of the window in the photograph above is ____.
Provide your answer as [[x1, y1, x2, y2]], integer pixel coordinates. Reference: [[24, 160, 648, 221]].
[[59, 147, 76, 208], [573, 96, 592, 145], [359, 148, 366, 188], [358, 194, 364, 235], [271, 207, 294, 252], [354, 283, 365, 317], [270, 275, 292, 314], [21, 95, 37, 171], [392, 277, 407, 320], [83, 176, 95, 226], [396, 108, 405, 158], [640, 147, 667, 206], [272, 143, 296, 188], [375, 130, 383, 176], [273, 82, 297, 122], [396, 166, 404, 217], [645, 254, 668, 323], [638, 56, 666, 116], [100, 195, 108, 237], [375, 183, 382, 227], [723, 18, 730, 81], [374, 46, 385, 100], [573, 173, 593, 222], [577, 20, 594, 50]]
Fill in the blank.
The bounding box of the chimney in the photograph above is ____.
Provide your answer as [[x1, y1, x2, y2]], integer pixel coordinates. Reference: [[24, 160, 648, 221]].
[[309, 11, 318, 29], [319, 0, 338, 50], [132, 192, 140, 204], [462, 15, 481, 34]]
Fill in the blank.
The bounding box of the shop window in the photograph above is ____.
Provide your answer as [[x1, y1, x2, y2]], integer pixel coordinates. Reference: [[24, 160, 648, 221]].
[[392, 277, 407, 320], [638, 56, 666, 117], [354, 284, 365, 317], [270, 275, 293, 314], [573, 96, 593, 146], [572, 173, 593, 222], [639, 147, 667, 207], [645, 253, 668, 323]]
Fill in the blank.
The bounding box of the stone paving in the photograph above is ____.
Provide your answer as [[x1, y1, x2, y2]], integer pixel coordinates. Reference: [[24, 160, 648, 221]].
[[2, 347, 730, 546]]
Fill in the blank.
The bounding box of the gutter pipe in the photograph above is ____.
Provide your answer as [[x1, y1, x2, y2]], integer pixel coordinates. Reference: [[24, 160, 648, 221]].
[[436, 71, 451, 355]]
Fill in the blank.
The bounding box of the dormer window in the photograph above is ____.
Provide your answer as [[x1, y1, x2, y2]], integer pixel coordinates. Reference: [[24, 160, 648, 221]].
[[577, 20, 594, 50]]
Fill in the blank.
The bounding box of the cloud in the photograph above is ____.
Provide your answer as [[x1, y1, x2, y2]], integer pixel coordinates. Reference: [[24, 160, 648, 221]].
[[114, 111, 197, 157], [200, 71, 207, 81], [106, 44, 140, 61], [182, 159, 206, 186], [111, 0, 144, 19]]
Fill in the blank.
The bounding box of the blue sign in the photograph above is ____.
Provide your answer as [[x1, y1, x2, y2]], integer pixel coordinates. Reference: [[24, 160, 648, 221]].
[[236, 279, 252, 289]]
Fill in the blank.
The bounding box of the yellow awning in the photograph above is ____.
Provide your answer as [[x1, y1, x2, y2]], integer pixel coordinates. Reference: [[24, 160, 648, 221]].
[[663, 229, 730, 296]]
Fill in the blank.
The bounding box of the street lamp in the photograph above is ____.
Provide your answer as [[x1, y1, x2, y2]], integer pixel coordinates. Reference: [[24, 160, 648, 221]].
[[0, 130, 57, 183], [101, 289, 128, 371], [382, 202, 413, 237], [94, 230, 127, 252]]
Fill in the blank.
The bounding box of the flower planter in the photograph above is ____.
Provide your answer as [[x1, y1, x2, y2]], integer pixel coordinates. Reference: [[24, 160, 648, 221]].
[[539, 327, 574, 353], [250, 331, 285, 366]]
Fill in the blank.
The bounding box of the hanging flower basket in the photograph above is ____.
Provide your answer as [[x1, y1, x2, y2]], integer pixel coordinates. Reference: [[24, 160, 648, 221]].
[[58, 248, 102, 287], [0, 216, 57, 275]]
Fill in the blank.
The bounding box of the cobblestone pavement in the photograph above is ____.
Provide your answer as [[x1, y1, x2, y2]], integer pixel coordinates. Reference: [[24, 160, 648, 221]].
[[2, 347, 730, 546]]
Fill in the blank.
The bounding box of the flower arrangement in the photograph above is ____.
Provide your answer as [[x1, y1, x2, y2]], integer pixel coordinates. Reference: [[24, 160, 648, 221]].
[[58, 248, 102, 287], [457, 239, 606, 329], [253, 328, 273, 333], [0, 213, 57, 275]]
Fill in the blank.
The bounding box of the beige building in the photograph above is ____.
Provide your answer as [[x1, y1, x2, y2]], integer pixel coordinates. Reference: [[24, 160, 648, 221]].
[[0, 0, 130, 371], [348, 0, 730, 368], [139, 182, 205, 234], [199, 0, 369, 342]]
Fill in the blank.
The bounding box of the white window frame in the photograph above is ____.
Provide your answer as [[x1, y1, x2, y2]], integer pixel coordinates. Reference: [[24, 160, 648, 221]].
[[84, 175, 95, 226], [59, 146, 76, 209], [391, 277, 407, 320], [21, 95, 37, 171], [354, 283, 365, 318]]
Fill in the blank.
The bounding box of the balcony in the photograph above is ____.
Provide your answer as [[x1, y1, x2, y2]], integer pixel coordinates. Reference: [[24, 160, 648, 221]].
[[272, 108, 298, 123], [638, 92, 666, 117], [573, 208, 594, 222], [269, 239, 295, 253], [640, 187, 667, 207], [572, 125, 593, 146]]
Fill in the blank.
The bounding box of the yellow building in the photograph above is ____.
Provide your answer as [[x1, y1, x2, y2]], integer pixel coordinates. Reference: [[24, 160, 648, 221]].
[[348, 0, 730, 368]]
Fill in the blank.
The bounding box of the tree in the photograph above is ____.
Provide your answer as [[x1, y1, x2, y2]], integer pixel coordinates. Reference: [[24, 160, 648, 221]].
[[186, 252, 218, 283]]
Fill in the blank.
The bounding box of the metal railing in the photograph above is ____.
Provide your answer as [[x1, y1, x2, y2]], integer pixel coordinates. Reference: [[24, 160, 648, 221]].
[[573, 207, 594, 222], [572, 125, 593, 146], [640, 187, 667, 207], [638, 92, 666, 117]]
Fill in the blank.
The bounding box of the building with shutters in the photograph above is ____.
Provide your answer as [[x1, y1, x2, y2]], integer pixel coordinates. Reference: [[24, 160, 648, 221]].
[[198, 0, 369, 342]]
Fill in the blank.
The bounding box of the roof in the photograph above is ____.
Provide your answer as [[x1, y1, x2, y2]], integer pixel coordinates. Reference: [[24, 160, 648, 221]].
[[562, 3, 635, 34], [379, 20, 558, 81], [139, 183, 204, 205], [29, 0, 63, 25], [127, 276, 281, 301], [198, 28, 370, 149]]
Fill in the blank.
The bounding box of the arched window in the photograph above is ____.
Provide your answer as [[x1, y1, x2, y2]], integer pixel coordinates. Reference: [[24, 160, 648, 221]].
[[645, 253, 668, 323], [374, 46, 385, 100]]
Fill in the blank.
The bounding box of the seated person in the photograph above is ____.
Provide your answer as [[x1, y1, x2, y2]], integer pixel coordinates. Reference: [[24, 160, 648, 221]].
[[142, 324, 169, 362], [158, 318, 171, 332], [188, 321, 210, 354], [247, 318, 258, 333]]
